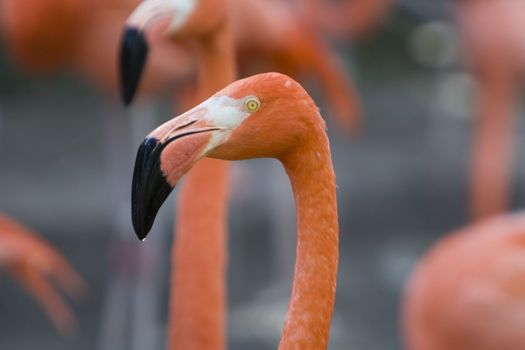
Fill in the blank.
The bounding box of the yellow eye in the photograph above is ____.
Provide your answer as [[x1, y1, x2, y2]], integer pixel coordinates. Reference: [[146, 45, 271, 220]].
[[244, 97, 260, 112]]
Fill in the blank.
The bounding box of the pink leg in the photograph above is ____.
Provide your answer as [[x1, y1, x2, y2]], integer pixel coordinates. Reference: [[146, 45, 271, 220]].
[[470, 72, 517, 220]]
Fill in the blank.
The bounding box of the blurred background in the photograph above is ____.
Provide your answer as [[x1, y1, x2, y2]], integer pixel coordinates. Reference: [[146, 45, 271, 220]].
[[1, 0, 524, 349]]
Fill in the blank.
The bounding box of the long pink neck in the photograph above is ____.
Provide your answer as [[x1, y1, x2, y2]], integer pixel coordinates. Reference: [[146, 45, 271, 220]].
[[279, 131, 339, 349], [195, 19, 237, 99], [168, 10, 236, 350], [169, 158, 229, 350]]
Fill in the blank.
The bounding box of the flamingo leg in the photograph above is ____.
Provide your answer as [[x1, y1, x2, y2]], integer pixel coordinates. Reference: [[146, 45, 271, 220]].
[[0, 214, 85, 332], [42, 247, 87, 300], [10, 264, 77, 333], [470, 71, 517, 220]]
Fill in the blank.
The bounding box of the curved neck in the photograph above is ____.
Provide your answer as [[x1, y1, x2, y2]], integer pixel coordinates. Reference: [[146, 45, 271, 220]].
[[279, 130, 339, 349]]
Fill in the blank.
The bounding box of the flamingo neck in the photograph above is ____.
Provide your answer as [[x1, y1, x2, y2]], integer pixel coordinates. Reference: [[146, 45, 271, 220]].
[[279, 130, 339, 349], [168, 14, 236, 350], [195, 19, 237, 101], [170, 158, 229, 350]]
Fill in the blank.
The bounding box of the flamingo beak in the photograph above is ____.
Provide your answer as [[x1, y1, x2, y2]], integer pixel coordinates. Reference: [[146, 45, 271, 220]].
[[119, 27, 149, 106], [131, 110, 221, 240], [119, 0, 176, 105], [131, 137, 172, 240]]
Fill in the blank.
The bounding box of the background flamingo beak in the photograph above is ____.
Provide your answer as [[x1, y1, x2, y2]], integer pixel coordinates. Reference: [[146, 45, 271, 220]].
[[131, 137, 173, 240], [119, 27, 149, 106]]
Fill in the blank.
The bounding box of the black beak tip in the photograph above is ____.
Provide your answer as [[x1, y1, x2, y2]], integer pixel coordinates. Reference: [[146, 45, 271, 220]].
[[132, 221, 151, 242], [131, 138, 175, 242], [123, 90, 135, 107], [131, 198, 156, 242], [119, 27, 149, 106]]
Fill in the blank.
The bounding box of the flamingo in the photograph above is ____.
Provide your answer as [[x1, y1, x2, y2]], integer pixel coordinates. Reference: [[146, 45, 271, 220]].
[[131, 72, 339, 349], [0, 0, 361, 127], [403, 212, 525, 349], [0, 214, 85, 332], [452, 0, 525, 220], [120, 1, 236, 349]]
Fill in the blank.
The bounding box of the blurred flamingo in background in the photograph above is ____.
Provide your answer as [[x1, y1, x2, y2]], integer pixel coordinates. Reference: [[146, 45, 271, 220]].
[[1, 0, 360, 127], [403, 212, 525, 350], [452, 0, 525, 220], [404, 4, 525, 337], [121, 0, 236, 348], [122, 0, 362, 129], [0, 214, 85, 332], [130, 72, 339, 349]]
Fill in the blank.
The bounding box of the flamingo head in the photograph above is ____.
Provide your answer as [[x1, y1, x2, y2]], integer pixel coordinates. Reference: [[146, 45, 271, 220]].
[[120, 0, 195, 105], [119, 0, 226, 105], [131, 72, 323, 240]]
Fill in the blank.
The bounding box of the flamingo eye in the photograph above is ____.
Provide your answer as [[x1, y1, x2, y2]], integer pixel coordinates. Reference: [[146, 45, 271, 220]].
[[244, 96, 260, 112]]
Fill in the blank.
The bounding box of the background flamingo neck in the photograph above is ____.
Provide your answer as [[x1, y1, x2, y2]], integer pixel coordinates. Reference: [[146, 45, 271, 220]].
[[195, 20, 237, 100], [168, 16, 236, 350], [169, 159, 229, 350], [279, 133, 339, 349]]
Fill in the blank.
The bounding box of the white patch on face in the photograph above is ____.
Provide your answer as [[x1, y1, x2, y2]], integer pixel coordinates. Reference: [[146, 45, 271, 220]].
[[128, 0, 197, 32], [166, 0, 198, 33], [191, 95, 254, 154], [205, 95, 251, 128]]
